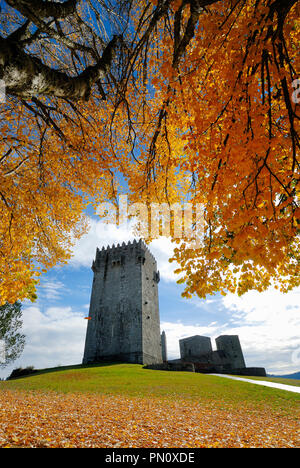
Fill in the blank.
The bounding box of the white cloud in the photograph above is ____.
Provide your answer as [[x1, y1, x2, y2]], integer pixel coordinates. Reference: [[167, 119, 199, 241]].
[[69, 218, 136, 268], [39, 279, 66, 301], [0, 305, 87, 379], [219, 288, 300, 374], [147, 237, 180, 282], [69, 217, 180, 282]]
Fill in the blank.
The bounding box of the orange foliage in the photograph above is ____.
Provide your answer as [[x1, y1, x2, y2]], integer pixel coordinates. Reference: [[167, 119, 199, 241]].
[[0, 97, 131, 304], [0, 0, 299, 303], [0, 390, 299, 448], [125, 0, 300, 298]]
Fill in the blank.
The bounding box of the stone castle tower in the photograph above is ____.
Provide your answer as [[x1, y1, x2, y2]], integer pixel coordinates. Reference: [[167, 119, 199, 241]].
[[215, 335, 246, 369], [82, 240, 163, 365]]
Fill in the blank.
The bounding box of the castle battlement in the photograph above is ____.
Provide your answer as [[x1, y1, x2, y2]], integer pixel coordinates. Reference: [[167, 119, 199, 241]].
[[92, 239, 156, 272]]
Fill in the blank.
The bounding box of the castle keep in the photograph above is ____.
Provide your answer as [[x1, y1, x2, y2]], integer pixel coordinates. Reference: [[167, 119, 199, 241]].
[[82, 240, 163, 365]]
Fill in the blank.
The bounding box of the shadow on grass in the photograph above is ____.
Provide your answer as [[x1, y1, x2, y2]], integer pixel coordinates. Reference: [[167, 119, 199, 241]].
[[7, 361, 127, 381]]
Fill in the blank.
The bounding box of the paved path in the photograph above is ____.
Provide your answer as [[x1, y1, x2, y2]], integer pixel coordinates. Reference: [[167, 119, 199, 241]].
[[209, 374, 300, 394]]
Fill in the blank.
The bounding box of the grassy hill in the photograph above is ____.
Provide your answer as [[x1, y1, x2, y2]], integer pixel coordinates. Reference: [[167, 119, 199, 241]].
[[0, 363, 299, 448], [1, 363, 299, 409]]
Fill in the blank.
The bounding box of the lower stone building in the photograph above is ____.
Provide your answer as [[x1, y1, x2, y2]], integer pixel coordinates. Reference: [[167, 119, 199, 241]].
[[147, 334, 266, 377], [177, 334, 265, 376]]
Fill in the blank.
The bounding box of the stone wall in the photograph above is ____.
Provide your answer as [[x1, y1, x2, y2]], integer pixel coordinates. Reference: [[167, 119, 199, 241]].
[[145, 361, 266, 377], [179, 335, 213, 360], [144, 361, 195, 372], [230, 367, 267, 377], [216, 335, 246, 369], [141, 244, 162, 364]]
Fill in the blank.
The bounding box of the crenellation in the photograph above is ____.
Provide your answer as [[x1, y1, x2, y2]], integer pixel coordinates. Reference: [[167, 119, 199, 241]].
[[94, 240, 150, 267]]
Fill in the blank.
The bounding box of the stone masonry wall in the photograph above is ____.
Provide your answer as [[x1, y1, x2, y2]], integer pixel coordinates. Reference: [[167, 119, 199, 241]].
[[179, 335, 213, 360], [141, 245, 162, 364], [215, 335, 246, 369]]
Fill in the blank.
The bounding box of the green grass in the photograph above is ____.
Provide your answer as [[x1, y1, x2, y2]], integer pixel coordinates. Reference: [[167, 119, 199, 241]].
[[0, 364, 300, 411], [1, 363, 299, 415]]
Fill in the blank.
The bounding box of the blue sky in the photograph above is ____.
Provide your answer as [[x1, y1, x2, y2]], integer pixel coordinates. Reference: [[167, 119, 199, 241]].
[[1, 214, 300, 379]]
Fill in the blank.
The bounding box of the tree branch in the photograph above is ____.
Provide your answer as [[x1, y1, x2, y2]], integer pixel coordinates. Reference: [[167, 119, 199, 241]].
[[6, 0, 78, 20], [0, 34, 121, 100]]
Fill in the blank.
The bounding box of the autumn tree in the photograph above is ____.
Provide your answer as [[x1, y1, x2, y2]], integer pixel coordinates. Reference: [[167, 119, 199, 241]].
[[0, 0, 299, 304]]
